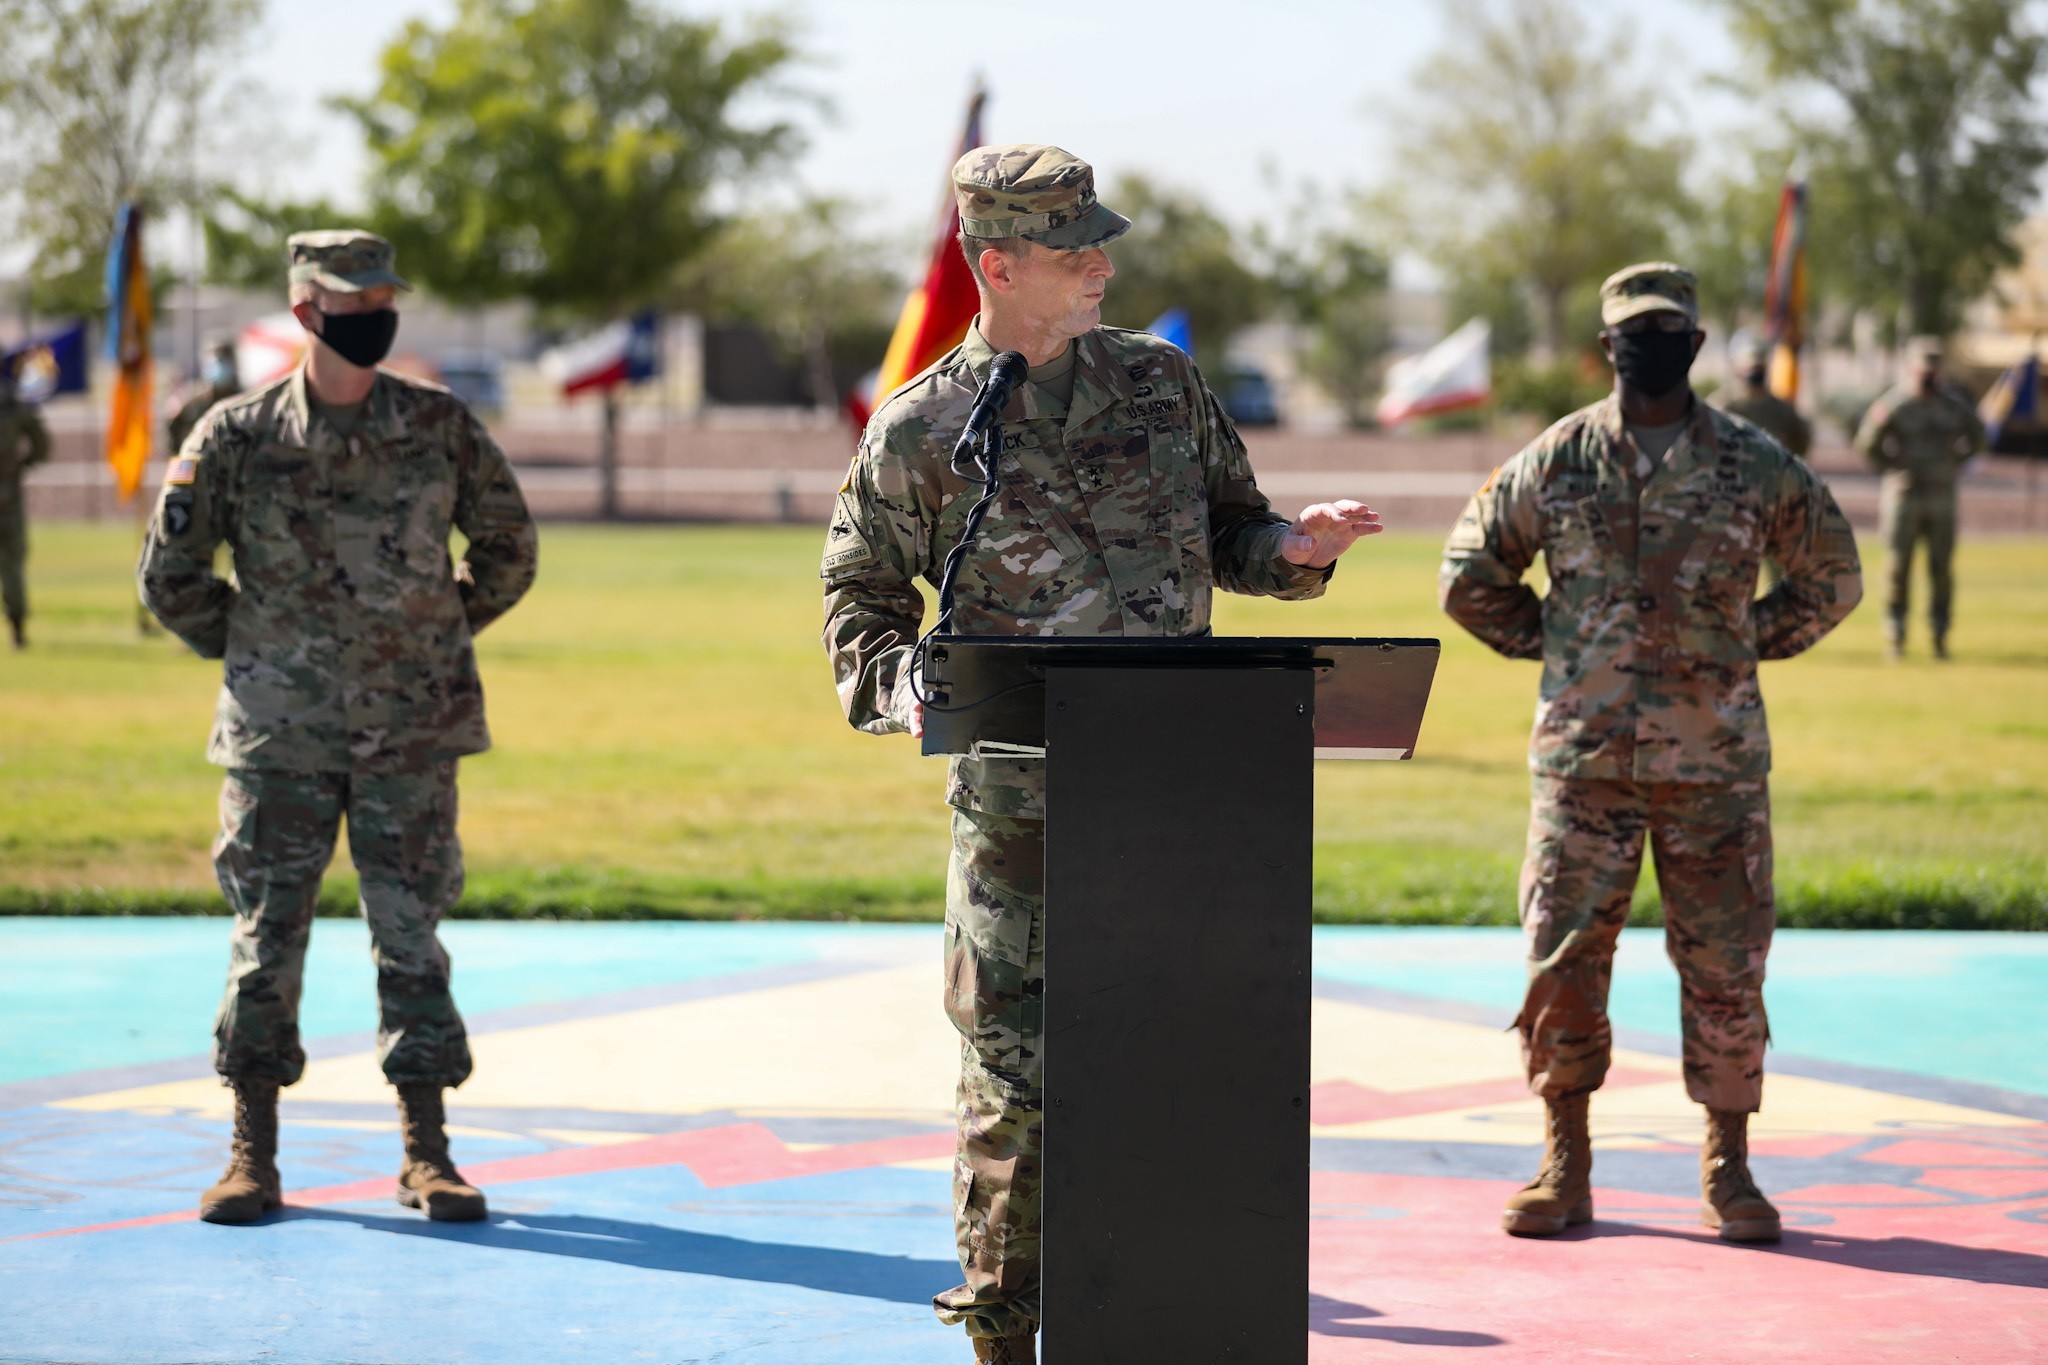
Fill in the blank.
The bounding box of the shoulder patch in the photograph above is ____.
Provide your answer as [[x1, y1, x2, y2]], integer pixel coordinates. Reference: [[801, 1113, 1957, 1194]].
[[165, 455, 199, 485], [820, 493, 879, 576]]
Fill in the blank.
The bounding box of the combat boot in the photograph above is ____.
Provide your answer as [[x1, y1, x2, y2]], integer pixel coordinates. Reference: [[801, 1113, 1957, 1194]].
[[7, 615, 22, 650], [1932, 630, 1950, 661], [395, 1083, 488, 1221], [198, 1077, 282, 1225], [970, 1332, 1036, 1365], [1702, 1109, 1781, 1242], [1502, 1090, 1592, 1236]]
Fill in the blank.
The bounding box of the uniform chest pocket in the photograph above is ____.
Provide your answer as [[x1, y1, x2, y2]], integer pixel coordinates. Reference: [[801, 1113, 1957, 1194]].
[[1541, 489, 1612, 592], [388, 452, 457, 568], [236, 455, 325, 570]]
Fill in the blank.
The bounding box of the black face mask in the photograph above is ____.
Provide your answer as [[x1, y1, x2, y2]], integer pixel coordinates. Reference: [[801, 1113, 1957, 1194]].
[[1608, 329, 1696, 399], [316, 308, 399, 369]]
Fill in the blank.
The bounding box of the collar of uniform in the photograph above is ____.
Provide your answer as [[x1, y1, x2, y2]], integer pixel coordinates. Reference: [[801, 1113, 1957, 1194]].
[[1595, 391, 1712, 481], [284, 364, 407, 447], [959, 321, 1132, 433]]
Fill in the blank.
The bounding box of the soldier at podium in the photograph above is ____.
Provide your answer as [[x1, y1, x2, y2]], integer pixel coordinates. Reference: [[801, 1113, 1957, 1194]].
[[1440, 262, 1861, 1248], [821, 144, 1381, 1364]]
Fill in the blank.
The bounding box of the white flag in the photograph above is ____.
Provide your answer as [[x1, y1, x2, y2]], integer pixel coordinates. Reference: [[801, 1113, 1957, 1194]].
[[1376, 318, 1491, 426]]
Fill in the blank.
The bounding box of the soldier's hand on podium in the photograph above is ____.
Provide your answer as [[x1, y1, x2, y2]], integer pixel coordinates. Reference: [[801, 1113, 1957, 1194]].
[[1281, 499, 1383, 568]]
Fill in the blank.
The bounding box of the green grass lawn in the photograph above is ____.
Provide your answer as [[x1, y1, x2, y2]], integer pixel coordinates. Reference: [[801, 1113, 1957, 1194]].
[[3, 521, 2043, 927]]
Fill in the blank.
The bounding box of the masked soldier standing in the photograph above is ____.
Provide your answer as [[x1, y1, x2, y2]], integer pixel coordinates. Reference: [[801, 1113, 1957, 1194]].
[[1720, 335, 1811, 459], [822, 145, 1381, 1363], [0, 367, 51, 649], [167, 339, 243, 453], [139, 230, 537, 1226], [1854, 336, 1985, 659], [1440, 263, 1861, 1246]]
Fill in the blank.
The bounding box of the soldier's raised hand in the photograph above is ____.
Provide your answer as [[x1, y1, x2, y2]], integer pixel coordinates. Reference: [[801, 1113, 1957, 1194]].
[[1280, 499, 1383, 568]]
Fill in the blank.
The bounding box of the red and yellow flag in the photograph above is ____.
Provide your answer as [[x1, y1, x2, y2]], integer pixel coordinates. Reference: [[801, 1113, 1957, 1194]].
[[853, 86, 986, 428], [1762, 171, 1808, 403], [104, 203, 153, 501]]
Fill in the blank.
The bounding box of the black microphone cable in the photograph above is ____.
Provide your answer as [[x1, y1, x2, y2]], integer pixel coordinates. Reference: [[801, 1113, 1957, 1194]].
[[909, 350, 1028, 712]]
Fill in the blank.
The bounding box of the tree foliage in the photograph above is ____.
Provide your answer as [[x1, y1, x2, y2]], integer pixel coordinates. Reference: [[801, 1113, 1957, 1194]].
[[1264, 198, 1394, 428], [1384, 0, 1690, 356], [337, 0, 806, 318], [202, 190, 352, 293], [1715, 0, 2048, 337], [1097, 174, 1269, 359], [675, 197, 900, 408], [0, 0, 259, 315]]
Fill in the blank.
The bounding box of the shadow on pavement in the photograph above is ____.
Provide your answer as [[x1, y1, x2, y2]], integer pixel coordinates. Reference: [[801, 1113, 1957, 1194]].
[[1310, 1292, 1505, 1346], [283, 1207, 955, 1305], [1560, 1222, 2048, 1290]]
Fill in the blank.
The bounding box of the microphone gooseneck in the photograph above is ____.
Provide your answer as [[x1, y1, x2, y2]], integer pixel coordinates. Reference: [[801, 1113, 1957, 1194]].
[[912, 351, 1029, 711]]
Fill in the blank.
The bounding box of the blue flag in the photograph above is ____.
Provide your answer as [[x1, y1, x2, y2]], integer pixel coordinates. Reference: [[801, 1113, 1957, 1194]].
[[1147, 307, 1193, 356], [3, 321, 90, 402], [1979, 353, 2039, 448]]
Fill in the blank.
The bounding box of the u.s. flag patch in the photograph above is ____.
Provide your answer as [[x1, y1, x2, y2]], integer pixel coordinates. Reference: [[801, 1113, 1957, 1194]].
[[165, 456, 199, 485]]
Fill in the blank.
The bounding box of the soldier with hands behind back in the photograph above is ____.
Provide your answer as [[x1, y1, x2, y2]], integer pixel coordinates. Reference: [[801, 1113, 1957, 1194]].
[[822, 145, 1381, 1364], [1440, 263, 1861, 1247], [139, 231, 537, 1228], [0, 366, 51, 649], [1854, 335, 1985, 659]]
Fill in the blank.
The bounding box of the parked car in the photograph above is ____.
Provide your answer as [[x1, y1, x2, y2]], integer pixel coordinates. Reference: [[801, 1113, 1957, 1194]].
[[436, 349, 507, 418], [1216, 364, 1280, 427]]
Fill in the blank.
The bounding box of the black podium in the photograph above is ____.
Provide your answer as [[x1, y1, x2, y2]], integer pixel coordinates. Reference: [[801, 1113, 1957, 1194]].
[[920, 636, 1439, 1362]]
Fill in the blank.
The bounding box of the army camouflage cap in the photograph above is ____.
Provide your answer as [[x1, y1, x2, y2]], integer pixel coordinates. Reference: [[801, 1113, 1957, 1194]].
[[1730, 332, 1770, 370], [1905, 334, 1944, 366], [1600, 261, 1698, 327], [953, 144, 1131, 251], [286, 229, 412, 293]]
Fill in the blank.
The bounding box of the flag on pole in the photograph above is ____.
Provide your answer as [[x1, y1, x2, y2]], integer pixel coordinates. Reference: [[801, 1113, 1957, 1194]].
[[1979, 349, 2040, 449], [1762, 170, 1808, 403], [2, 322, 89, 402], [851, 85, 987, 429], [1375, 319, 1491, 426], [542, 311, 661, 398], [1147, 307, 1193, 355], [104, 203, 154, 501]]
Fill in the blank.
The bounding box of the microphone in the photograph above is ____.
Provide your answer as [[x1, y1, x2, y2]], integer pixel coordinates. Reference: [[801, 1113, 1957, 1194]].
[[955, 350, 1029, 467]]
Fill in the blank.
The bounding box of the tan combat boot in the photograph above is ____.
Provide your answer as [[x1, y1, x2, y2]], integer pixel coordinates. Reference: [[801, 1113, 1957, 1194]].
[[198, 1077, 282, 1224], [395, 1083, 488, 1221], [970, 1333, 1036, 1365], [1502, 1091, 1593, 1236], [1702, 1109, 1782, 1242]]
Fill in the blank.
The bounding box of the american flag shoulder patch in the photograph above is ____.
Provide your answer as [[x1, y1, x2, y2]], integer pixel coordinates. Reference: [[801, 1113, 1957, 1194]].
[[165, 456, 199, 485]]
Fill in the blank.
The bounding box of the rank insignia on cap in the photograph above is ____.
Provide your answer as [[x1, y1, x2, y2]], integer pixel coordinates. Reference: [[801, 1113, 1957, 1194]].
[[165, 456, 199, 485]]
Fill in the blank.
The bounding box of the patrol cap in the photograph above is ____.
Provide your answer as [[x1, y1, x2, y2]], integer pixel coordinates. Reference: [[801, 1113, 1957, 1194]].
[[952, 144, 1131, 251], [1730, 332, 1770, 371], [1600, 261, 1698, 327], [1906, 334, 1944, 366], [286, 230, 412, 293]]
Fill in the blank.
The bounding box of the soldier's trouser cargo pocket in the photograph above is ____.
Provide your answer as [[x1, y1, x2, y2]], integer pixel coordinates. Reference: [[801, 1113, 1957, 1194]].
[[932, 808, 1045, 1340], [212, 763, 472, 1089], [1517, 775, 1774, 1113]]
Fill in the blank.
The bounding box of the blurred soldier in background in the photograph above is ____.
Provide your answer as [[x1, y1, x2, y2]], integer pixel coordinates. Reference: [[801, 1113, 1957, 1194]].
[[167, 339, 243, 453], [0, 366, 52, 649], [1441, 263, 1861, 1247], [1855, 336, 1986, 659], [1721, 335, 1810, 458], [823, 145, 1380, 1364], [139, 230, 537, 1228]]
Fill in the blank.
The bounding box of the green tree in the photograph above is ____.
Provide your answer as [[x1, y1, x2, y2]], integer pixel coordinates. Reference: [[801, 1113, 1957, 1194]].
[[1265, 200, 1393, 428], [0, 0, 260, 315], [337, 0, 806, 513], [202, 190, 351, 292], [1384, 0, 1690, 356], [676, 197, 900, 410], [1678, 158, 1790, 338], [1715, 0, 2048, 338], [1097, 174, 1269, 359]]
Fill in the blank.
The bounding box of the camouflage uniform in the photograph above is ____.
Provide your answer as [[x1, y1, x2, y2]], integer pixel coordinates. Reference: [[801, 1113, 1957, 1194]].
[[0, 390, 52, 631], [1854, 351, 1985, 650], [822, 145, 1331, 1344], [1441, 264, 1861, 1115], [139, 233, 536, 1091], [1721, 382, 1811, 460]]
